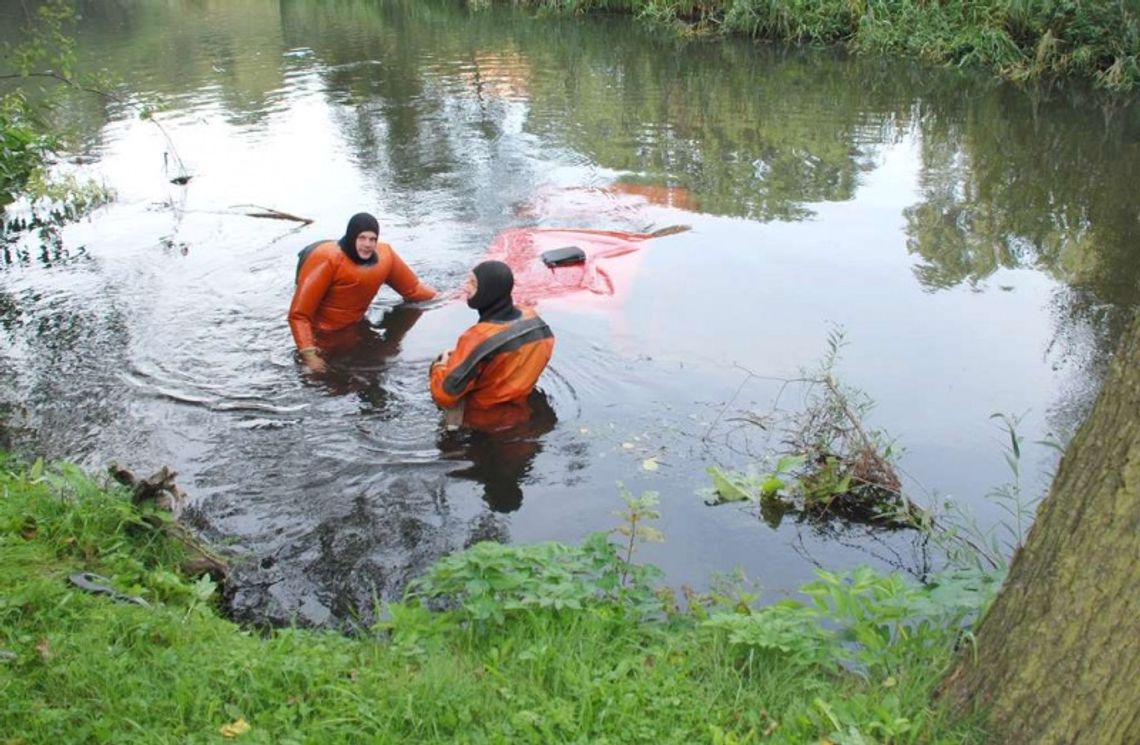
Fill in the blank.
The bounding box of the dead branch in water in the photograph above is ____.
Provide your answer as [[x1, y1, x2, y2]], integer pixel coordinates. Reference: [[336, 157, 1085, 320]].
[[646, 224, 691, 239], [230, 204, 314, 225], [108, 463, 229, 579], [700, 331, 916, 527]]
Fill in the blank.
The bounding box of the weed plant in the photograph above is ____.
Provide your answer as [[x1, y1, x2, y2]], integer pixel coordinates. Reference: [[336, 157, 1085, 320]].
[[1, 453, 987, 742], [704, 328, 911, 527], [903, 413, 1048, 574], [478, 0, 1140, 90]]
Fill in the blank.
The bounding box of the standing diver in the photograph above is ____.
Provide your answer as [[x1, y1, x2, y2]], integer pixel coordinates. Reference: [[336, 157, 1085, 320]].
[[430, 260, 554, 428], [289, 212, 437, 372]]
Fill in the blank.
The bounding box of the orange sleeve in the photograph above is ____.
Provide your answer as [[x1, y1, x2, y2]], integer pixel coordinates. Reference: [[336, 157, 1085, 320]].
[[288, 248, 336, 350], [430, 326, 486, 409], [384, 247, 436, 301]]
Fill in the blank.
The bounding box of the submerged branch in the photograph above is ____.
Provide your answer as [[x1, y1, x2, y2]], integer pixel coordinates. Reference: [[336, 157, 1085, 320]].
[[231, 204, 314, 225]]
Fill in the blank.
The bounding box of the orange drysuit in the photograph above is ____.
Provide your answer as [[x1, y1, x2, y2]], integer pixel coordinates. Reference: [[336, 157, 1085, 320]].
[[430, 308, 554, 411], [289, 240, 435, 351]]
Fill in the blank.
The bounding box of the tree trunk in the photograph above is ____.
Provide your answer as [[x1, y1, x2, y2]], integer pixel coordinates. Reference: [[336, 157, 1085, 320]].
[[940, 314, 1140, 744]]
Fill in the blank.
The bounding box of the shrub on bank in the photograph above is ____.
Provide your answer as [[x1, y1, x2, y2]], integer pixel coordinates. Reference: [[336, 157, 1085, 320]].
[[482, 0, 1140, 90]]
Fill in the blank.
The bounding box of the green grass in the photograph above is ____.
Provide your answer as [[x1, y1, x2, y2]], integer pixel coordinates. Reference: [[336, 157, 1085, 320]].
[[0, 453, 988, 743]]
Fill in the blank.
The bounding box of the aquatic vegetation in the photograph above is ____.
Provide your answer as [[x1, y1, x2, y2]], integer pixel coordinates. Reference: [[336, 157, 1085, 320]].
[[0, 452, 990, 742], [902, 413, 1049, 572], [700, 331, 1058, 581], [704, 328, 913, 527]]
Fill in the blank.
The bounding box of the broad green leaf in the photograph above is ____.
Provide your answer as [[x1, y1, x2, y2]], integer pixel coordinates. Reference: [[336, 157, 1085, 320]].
[[774, 454, 807, 473], [706, 466, 751, 503], [760, 476, 784, 495]]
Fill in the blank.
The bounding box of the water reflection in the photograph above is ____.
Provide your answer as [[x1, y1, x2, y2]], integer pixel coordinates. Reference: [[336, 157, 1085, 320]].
[[903, 85, 1140, 430], [224, 478, 507, 630], [438, 389, 559, 513], [0, 228, 86, 269], [308, 304, 425, 413]]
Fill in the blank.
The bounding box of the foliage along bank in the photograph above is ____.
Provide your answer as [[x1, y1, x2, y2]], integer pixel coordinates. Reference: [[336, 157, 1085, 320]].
[[474, 0, 1140, 91], [0, 452, 995, 743], [0, 0, 114, 229]]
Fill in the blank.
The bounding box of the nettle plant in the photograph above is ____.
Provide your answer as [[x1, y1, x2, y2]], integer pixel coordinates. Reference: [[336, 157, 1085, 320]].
[[395, 486, 665, 634]]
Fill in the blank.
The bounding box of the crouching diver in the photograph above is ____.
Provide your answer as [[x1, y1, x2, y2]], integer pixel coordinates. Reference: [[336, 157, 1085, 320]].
[[289, 212, 437, 372], [430, 260, 554, 427]]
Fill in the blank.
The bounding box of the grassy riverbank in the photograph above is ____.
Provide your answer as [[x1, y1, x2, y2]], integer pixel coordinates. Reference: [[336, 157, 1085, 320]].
[[479, 0, 1140, 90], [0, 454, 991, 743]]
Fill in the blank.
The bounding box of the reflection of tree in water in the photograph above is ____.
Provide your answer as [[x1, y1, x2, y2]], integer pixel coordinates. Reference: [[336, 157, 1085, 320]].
[[0, 233, 139, 462], [279, 1, 939, 225], [279, 0, 459, 202], [75, 0, 288, 127], [1, 228, 86, 269], [905, 85, 1140, 427], [438, 389, 559, 513], [789, 518, 935, 582]]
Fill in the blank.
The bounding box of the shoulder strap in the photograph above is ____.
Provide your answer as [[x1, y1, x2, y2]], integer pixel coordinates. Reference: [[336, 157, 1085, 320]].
[[442, 316, 553, 396], [295, 241, 327, 284]]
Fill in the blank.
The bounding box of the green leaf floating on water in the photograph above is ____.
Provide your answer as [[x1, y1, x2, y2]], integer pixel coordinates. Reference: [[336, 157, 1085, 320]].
[[706, 465, 751, 503]]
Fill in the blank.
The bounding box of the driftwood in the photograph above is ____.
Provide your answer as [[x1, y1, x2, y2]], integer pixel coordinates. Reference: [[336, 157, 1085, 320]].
[[109, 463, 185, 511], [108, 464, 228, 580], [230, 204, 314, 225], [646, 224, 691, 239]]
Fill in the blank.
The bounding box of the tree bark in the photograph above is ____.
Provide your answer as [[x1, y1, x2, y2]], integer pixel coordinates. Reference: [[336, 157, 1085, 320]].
[[940, 313, 1140, 744]]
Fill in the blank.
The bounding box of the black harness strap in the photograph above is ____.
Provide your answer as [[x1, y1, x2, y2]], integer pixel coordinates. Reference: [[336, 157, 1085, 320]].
[[295, 240, 325, 283], [443, 316, 553, 396]]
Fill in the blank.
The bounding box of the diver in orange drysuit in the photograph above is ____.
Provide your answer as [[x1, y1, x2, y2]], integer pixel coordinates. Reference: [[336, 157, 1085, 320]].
[[439, 388, 558, 512], [430, 260, 554, 426], [289, 212, 436, 372]]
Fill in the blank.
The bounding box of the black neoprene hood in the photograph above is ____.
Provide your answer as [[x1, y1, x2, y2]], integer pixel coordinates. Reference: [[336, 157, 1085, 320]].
[[337, 212, 381, 264], [468, 260, 521, 322]]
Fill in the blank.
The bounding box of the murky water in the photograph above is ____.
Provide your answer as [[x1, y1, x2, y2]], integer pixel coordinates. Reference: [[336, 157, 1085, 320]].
[[2, 0, 1138, 626]]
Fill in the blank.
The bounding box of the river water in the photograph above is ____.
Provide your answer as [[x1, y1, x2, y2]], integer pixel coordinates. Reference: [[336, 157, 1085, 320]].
[[1, 0, 1137, 627]]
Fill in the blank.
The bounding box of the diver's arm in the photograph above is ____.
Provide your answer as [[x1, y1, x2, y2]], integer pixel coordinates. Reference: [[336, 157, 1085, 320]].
[[385, 247, 437, 302], [430, 329, 482, 409], [288, 250, 336, 370]]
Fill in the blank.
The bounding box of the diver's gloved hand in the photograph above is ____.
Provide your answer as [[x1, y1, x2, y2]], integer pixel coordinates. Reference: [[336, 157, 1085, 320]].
[[299, 347, 327, 373]]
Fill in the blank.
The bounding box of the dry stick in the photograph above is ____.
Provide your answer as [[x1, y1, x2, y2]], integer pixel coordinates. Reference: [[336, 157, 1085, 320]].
[[178, 207, 315, 226], [646, 224, 692, 239], [821, 373, 877, 457], [231, 204, 314, 225], [702, 369, 756, 442], [701, 363, 814, 443], [108, 464, 230, 577]]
